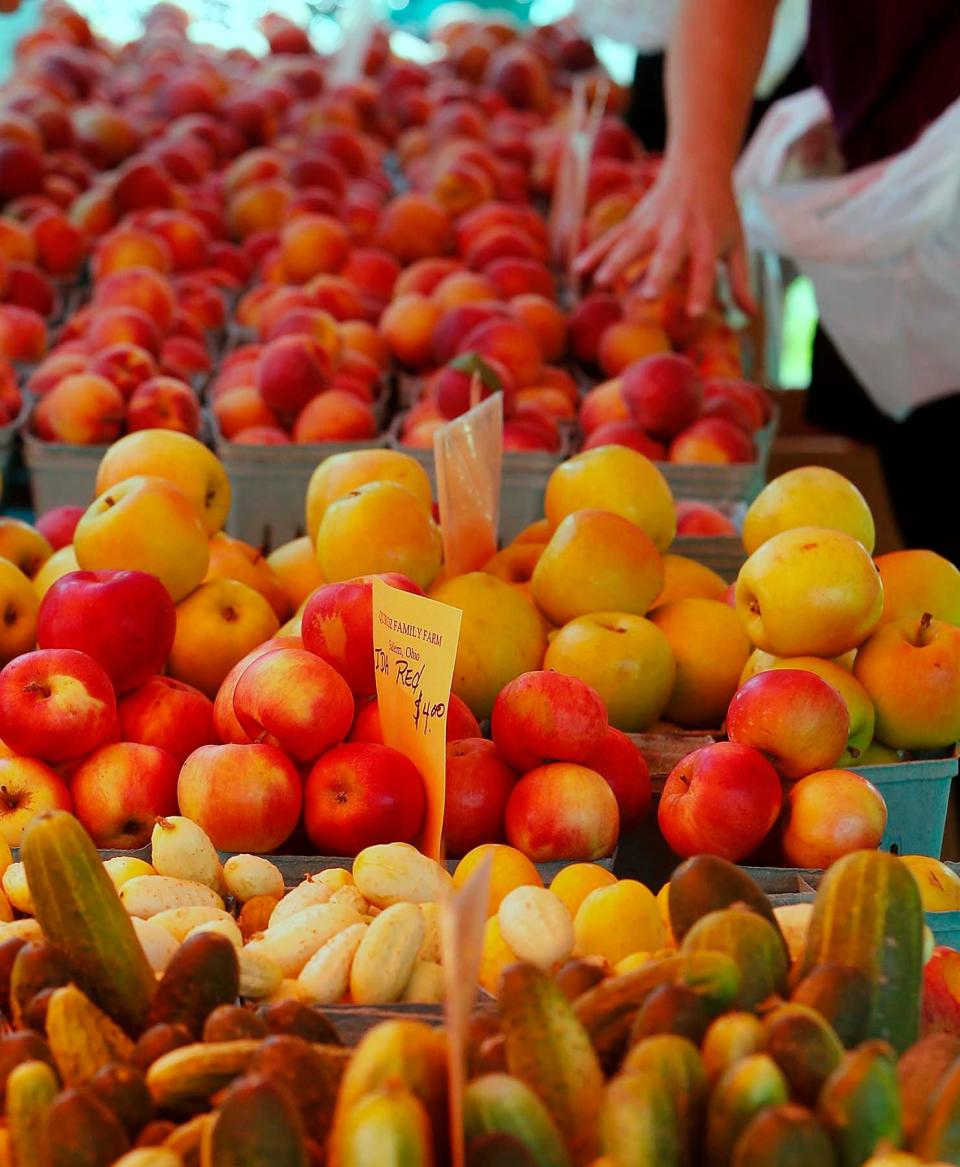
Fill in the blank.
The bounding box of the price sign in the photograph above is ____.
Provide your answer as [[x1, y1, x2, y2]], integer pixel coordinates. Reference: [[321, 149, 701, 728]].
[[372, 578, 462, 861]]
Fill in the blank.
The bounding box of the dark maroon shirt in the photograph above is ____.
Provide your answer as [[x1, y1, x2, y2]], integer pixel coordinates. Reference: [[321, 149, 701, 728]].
[[806, 0, 960, 168]]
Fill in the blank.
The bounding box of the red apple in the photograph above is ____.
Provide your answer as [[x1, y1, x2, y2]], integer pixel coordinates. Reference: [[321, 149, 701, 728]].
[[35, 505, 85, 551], [621, 354, 703, 440], [504, 762, 619, 862], [0, 649, 117, 763], [232, 647, 354, 763], [444, 737, 516, 858], [212, 635, 302, 745], [725, 670, 851, 781], [303, 742, 426, 855], [583, 726, 652, 830], [178, 742, 303, 852], [37, 569, 176, 693], [300, 573, 424, 696], [117, 675, 217, 765], [70, 742, 180, 848], [780, 768, 887, 868], [658, 741, 782, 861], [0, 756, 72, 847], [491, 670, 608, 773]]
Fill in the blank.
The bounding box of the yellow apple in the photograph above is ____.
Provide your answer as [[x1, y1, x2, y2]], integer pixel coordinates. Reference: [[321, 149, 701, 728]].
[[875, 549, 960, 626], [429, 572, 547, 719], [74, 476, 210, 603], [305, 448, 433, 544], [649, 598, 751, 728], [742, 466, 875, 554], [33, 545, 79, 602], [0, 517, 52, 579], [95, 429, 231, 535], [853, 614, 960, 750], [167, 579, 281, 698], [266, 536, 326, 611], [736, 526, 883, 657], [543, 611, 675, 732], [531, 508, 664, 626], [544, 445, 676, 551], [0, 558, 38, 666], [654, 554, 728, 607], [204, 532, 290, 621]]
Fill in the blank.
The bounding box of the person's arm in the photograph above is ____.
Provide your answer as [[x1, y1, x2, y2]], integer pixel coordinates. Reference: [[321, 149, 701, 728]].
[[576, 0, 779, 314]]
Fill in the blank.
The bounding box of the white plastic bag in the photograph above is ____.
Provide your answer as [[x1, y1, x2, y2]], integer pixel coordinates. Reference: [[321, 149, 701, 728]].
[[736, 88, 960, 420]]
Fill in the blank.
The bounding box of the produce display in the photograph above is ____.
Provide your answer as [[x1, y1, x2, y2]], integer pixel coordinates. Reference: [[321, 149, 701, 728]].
[[0, 3, 959, 1162], [0, 809, 956, 1165]]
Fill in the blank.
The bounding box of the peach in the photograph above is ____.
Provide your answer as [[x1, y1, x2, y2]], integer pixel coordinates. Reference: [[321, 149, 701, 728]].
[[669, 418, 756, 464], [92, 227, 171, 279], [675, 501, 738, 537], [93, 267, 177, 332], [379, 293, 441, 369], [432, 271, 498, 310], [173, 276, 226, 333], [339, 248, 401, 304], [159, 336, 212, 383], [112, 159, 177, 214], [0, 558, 39, 665], [69, 186, 117, 237], [853, 615, 960, 750], [515, 386, 576, 421], [431, 302, 504, 367], [213, 384, 279, 438], [393, 257, 461, 298], [4, 262, 56, 317], [255, 333, 330, 420], [38, 373, 125, 445], [75, 475, 210, 603], [484, 258, 554, 302], [649, 598, 751, 728], [0, 141, 44, 201], [701, 381, 765, 434], [280, 213, 351, 284], [26, 351, 87, 397], [232, 426, 291, 445], [781, 769, 887, 869], [167, 579, 281, 698], [464, 226, 545, 271], [204, 532, 290, 620], [227, 179, 292, 239], [140, 209, 209, 271], [234, 646, 354, 762], [743, 467, 876, 556], [581, 421, 666, 460], [96, 429, 231, 536], [224, 148, 284, 195], [566, 291, 625, 364], [597, 321, 671, 378], [433, 358, 510, 420], [460, 317, 542, 387], [266, 306, 342, 367], [579, 380, 629, 434], [737, 526, 884, 658], [316, 481, 442, 589], [85, 306, 161, 358], [546, 444, 676, 551], [509, 294, 566, 363], [0, 518, 52, 578], [0, 304, 46, 362], [376, 193, 453, 263], [0, 217, 36, 263], [621, 353, 703, 440], [548, 611, 676, 728], [875, 550, 960, 626], [305, 448, 433, 544], [127, 375, 201, 437], [303, 274, 365, 322], [87, 343, 158, 399], [35, 505, 84, 552], [532, 509, 664, 627], [340, 319, 390, 369], [118, 674, 216, 766], [292, 390, 378, 443], [267, 536, 325, 611], [430, 572, 547, 718]]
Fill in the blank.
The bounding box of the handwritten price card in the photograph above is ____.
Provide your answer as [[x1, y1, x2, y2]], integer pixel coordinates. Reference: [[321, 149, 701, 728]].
[[372, 577, 462, 861]]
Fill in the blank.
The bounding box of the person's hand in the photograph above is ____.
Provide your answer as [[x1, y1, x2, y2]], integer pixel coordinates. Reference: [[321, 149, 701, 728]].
[[574, 159, 757, 317]]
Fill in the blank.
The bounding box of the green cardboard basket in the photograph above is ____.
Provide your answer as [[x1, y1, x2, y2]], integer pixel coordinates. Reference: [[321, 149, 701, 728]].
[[852, 756, 958, 858]]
